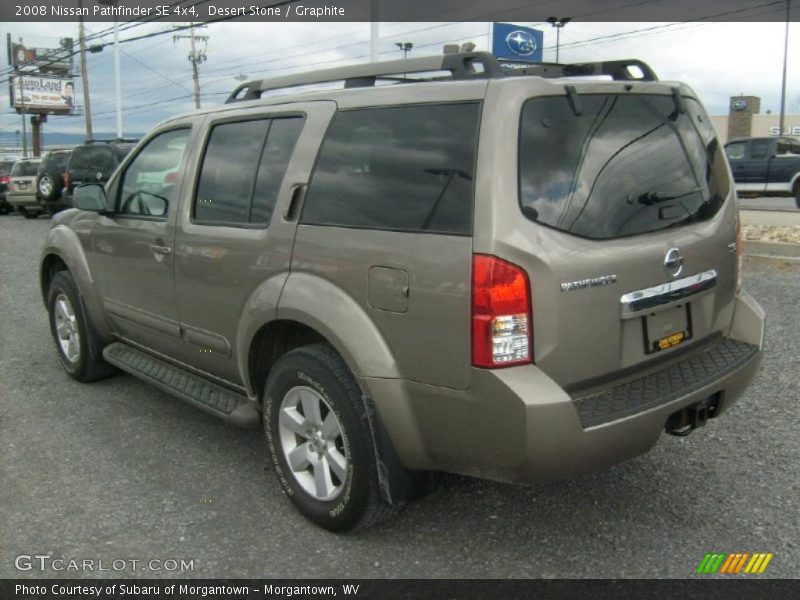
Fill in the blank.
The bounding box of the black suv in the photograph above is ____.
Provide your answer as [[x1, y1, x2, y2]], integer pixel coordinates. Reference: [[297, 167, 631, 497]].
[[36, 150, 72, 213], [61, 139, 137, 208]]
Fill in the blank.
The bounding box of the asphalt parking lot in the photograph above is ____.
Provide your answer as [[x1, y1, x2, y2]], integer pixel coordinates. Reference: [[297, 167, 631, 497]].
[[1, 214, 798, 579]]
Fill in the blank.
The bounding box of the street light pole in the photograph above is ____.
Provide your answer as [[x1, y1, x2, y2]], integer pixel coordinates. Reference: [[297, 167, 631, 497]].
[[97, 0, 122, 138], [778, 0, 791, 137], [547, 17, 572, 63]]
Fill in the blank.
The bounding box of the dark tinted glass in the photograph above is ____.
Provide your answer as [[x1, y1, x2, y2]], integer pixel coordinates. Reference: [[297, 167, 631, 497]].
[[68, 145, 117, 181], [750, 140, 770, 159], [0, 161, 14, 176], [519, 95, 729, 240], [11, 161, 40, 176], [302, 103, 480, 235], [41, 152, 70, 173], [195, 120, 270, 223], [250, 118, 304, 224]]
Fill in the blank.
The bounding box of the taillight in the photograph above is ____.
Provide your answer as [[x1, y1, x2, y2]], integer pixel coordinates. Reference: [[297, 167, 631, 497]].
[[63, 171, 71, 190], [736, 214, 744, 292], [0, 175, 9, 185], [471, 254, 532, 368]]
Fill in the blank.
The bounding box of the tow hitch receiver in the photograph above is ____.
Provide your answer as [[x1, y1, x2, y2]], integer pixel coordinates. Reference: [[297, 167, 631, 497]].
[[666, 393, 721, 436]]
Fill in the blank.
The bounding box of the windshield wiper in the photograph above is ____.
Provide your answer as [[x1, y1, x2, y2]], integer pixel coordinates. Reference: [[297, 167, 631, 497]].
[[636, 187, 702, 205]]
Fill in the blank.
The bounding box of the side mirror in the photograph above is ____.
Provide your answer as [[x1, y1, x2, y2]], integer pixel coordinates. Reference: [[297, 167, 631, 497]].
[[73, 183, 108, 212]]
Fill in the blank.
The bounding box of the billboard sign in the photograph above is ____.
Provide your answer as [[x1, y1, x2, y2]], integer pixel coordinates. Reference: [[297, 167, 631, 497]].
[[11, 75, 74, 112], [9, 41, 72, 73], [492, 22, 544, 64]]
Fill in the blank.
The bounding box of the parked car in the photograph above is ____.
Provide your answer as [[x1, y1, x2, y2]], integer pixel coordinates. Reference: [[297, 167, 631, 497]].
[[42, 53, 765, 532], [724, 136, 800, 208], [8, 158, 43, 218], [36, 149, 72, 214], [0, 159, 16, 214], [61, 139, 138, 208]]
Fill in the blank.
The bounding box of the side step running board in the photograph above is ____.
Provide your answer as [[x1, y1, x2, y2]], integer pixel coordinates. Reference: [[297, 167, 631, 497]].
[[102, 342, 259, 428]]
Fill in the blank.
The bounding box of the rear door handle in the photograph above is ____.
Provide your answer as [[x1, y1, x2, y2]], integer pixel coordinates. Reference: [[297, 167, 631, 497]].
[[150, 245, 172, 256], [284, 183, 307, 221]]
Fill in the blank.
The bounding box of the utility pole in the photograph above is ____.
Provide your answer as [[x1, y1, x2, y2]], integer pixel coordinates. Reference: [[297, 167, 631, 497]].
[[78, 0, 93, 140], [174, 23, 208, 109], [778, 0, 791, 137], [547, 17, 571, 63]]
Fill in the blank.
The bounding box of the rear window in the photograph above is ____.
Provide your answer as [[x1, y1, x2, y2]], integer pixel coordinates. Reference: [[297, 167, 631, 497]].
[[519, 94, 730, 240], [11, 161, 40, 176], [301, 102, 480, 235], [40, 152, 70, 173], [68, 145, 117, 180]]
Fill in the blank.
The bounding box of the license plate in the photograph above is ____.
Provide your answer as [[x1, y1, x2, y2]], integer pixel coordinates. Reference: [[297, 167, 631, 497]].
[[643, 304, 692, 354], [18, 183, 29, 190]]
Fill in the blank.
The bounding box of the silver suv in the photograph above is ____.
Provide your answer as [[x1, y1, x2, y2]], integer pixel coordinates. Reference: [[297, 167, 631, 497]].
[[40, 53, 765, 531]]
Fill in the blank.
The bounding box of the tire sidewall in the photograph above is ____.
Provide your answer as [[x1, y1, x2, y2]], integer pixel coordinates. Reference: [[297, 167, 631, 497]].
[[47, 272, 91, 379], [39, 172, 61, 201], [264, 350, 372, 531]]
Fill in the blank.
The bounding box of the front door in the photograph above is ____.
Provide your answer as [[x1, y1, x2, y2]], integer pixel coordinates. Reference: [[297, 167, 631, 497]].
[[87, 126, 194, 355]]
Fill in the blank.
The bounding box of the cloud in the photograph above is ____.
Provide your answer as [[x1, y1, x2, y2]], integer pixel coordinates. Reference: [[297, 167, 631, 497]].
[[0, 20, 796, 136]]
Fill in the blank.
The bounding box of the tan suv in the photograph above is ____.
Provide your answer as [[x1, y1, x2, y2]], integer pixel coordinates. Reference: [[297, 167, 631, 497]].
[[40, 53, 765, 531]]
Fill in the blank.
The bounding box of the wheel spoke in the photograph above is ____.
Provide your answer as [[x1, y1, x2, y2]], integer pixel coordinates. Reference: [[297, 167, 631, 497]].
[[320, 411, 340, 439], [325, 447, 347, 482], [56, 320, 70, 339], [279, 407, 310, 438], [313, 455, 334, 498], [300, 389, 323, 427], [55, 299, 69, 322], [287, 442, 312, 471]]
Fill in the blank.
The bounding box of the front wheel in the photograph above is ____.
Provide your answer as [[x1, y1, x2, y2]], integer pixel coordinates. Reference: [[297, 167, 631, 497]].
[[263, 344, 396, 532], [794, 182, 800, 209], [47, 271, 115, 382]]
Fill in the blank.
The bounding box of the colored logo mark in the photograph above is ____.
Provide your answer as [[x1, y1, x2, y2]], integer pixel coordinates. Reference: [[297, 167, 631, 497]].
[[697, 552, 774, 575]]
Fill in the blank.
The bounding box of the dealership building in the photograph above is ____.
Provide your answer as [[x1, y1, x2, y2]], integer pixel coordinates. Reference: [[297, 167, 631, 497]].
[[709, 95, 800, 143]]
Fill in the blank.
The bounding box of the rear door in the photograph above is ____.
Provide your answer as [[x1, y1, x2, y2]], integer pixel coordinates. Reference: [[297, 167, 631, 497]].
[[171, 102, 334, 385], [481, 82, 738, 390], [742, 138, 773, 192]]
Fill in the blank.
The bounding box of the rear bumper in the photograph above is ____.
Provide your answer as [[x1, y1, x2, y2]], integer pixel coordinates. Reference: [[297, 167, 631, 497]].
[[8, 194, 42, 208], [366, 290, 765, 483]]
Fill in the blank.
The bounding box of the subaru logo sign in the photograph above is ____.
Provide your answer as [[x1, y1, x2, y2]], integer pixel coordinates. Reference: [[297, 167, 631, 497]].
[[506, 30, 537, 56], [492, 23, 543, 63]]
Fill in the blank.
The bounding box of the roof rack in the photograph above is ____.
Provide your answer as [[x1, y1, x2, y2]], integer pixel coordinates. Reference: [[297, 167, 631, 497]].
[[225, 52, 658, 103], [85, 137, 139, 144]]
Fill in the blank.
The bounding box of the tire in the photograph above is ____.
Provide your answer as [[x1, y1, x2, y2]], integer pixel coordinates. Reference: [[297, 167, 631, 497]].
[[47, 271, 115, 383], [38, 172, 62, 201], [794, 182, 800, 209], [263, 343, 397, 532], [18, 207, 38, 219]]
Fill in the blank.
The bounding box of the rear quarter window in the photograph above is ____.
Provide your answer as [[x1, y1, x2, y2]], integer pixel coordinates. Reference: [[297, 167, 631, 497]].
[[301, 102, 480, 235], [11, 161, 40, 177]]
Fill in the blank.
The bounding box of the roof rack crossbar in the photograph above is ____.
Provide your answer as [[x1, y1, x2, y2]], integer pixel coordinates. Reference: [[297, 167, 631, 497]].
[[225, 51, 504, 103], [503, 59, 658, 82]]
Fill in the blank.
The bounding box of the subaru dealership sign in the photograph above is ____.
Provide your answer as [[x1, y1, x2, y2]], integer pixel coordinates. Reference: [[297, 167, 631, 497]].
[[492, 22, 543, 64]]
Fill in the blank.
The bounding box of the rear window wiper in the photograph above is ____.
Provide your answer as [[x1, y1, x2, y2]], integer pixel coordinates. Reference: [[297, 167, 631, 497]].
[[635, 187, 702, 205]]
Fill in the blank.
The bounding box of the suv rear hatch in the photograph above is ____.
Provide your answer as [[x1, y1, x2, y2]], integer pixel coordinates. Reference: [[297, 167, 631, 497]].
[[478, 80, 738, 390]]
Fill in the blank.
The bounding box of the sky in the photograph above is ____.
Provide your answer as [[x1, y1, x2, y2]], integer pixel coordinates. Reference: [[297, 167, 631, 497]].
[[0, 19, 797, 137]]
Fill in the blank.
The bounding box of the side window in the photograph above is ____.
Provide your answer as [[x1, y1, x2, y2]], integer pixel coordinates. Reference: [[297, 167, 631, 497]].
[[251, 118, 304, 225], [301, 103, 480, 235], [194, 120, 270, 224], [725, 142, 746, 160], [194, 117, 304, 225], [118, 128, 190, 217], [750, 141, 770, 160]]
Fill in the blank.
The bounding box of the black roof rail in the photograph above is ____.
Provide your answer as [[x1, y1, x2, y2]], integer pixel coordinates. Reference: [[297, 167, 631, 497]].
[[85, 137, 140, 144], [225, 53, 658, 103]]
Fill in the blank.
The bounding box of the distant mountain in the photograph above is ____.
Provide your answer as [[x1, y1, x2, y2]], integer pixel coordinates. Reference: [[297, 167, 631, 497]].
[[0, 131, 145, 150]]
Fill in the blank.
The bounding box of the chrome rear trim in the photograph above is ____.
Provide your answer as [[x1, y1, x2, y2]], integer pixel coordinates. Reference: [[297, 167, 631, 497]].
[[620, 269, 717, 318]]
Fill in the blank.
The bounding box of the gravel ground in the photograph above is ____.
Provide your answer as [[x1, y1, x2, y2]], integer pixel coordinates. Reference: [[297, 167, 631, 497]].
[[743, 225, 800, 244], [1, 215, 798, 579]]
